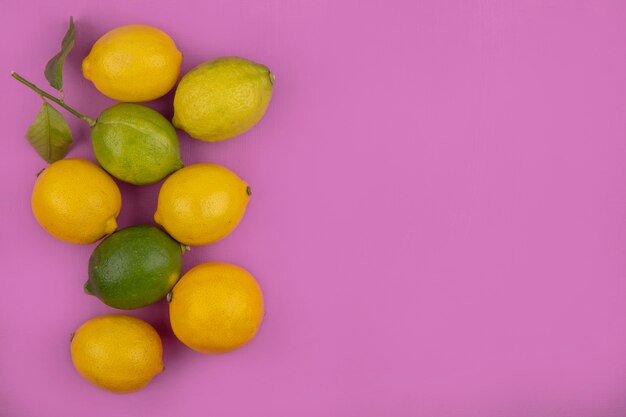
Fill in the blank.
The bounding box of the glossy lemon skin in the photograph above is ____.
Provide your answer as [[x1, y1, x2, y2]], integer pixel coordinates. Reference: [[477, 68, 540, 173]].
[[169, 263, 264, 353], [154, 163, 250, 246], [82, 24, 182, 102], [31, 159, 121, 244], [70, 315, 164, 393]]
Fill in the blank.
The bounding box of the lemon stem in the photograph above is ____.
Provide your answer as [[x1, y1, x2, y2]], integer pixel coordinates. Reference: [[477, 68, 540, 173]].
[[11, 71, 96, 128]]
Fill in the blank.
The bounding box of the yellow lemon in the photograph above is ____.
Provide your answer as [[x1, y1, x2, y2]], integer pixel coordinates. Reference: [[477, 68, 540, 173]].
[[154, 163, 250, 246], [71, 315, 164, 393], [172, 56, 274, 141], [31, 159, 121, 244], [82, 24, 182, 102], [169, 262, 264, 353]]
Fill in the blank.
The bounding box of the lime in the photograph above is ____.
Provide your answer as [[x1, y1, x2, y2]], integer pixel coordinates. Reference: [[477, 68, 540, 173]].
[[172, 57, 274, 142], [86, 225, 184, 309], [91, 103, 183, 185]]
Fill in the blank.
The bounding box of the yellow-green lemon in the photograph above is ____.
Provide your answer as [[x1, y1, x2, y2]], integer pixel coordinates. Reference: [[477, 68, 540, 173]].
[[169, 262, 264, 353], [91, 103, 183, 185], [82, 24, 182, 102], [70, 315, 164, 393], [154, 163, 250, 246], [31, 159, 121, 244], [172, 57, 274, 142]]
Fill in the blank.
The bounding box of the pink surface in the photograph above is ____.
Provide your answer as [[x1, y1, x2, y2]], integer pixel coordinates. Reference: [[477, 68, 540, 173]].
[[2, 1, 626, 416]]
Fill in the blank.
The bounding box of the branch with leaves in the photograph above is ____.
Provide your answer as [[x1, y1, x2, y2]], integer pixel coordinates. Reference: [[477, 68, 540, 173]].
[[12, 17, 96, 163]]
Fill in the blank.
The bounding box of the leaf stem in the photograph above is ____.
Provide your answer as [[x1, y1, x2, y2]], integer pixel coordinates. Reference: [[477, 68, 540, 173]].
[[11, 71, 96, 127]]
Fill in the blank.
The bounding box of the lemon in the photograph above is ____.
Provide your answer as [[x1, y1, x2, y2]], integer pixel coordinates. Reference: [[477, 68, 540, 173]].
[[172, 57, 274, 142], [91, 103, 183, 185], [71, 315, 164, 393], [169, 262, 264, 353], [154, 163, 250, 246], [82, 24, 182, 102], [31, 159, 121, 244]]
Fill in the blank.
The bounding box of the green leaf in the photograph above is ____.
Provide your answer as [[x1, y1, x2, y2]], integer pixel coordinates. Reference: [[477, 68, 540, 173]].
[[26, 102, 73, 163], [44, 16, 75, 91]]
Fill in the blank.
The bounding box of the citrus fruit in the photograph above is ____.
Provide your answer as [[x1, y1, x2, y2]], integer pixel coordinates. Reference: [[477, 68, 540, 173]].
[[86, 225, 184, 309], [82, 24, 182, 102], [31, 159, 121, 244], [169, 262, 264, 353], [154, 163, 251, 246], [172, 56, 274, 142], [91, 103, 183, 185], [71, 314, 164, 393]]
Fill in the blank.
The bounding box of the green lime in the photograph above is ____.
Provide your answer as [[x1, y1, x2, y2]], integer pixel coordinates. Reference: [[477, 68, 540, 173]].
[[86, 225, 184, 309], [92, 103, 183, 185]]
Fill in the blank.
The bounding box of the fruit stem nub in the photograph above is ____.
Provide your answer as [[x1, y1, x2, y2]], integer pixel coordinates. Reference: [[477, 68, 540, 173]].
[[83, 281, 94, 295], [10, 71, 97, 127]]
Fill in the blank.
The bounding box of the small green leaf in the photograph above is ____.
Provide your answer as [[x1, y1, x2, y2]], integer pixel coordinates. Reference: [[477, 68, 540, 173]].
[[44, 16, 75, 92], [26, 102, 73, 163]]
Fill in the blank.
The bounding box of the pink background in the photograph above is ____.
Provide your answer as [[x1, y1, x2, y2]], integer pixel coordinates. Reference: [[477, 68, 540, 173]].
[[2, 0, 626, 416]]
